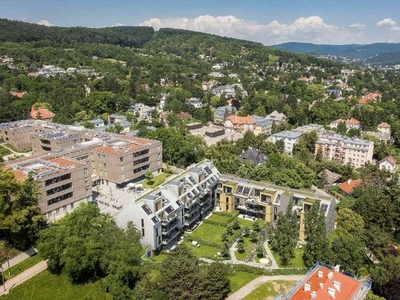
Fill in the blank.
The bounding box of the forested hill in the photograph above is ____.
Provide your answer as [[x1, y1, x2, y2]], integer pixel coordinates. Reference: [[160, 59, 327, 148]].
[[273, 42, 400, 58], [0, 19, 155, 47]]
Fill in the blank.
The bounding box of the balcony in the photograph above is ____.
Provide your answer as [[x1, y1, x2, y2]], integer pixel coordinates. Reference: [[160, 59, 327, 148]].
[[161, 215, 179, 226], [162, 220, 179, 234], [162, 228, 181, 245]]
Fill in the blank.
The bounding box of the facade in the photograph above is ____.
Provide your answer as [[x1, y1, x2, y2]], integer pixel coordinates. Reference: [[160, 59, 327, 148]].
[[214, 106, 237, 124], [0, 122, 38, 152], [378, 156, 398, 173], [271, 131, 303, 154], [266, 111, 287, 124], [212, 84, 248, 98], [31, 129, 85, 154], [330, 118, 361, 131], [315, 133, 374, 168], [224, 115, 256, 133], [276, 263, 371, 300], [216, 175, 336, 240], [116, 160, 220, 255], [251, 115, 272, 136], [185, 97, 202, 108]]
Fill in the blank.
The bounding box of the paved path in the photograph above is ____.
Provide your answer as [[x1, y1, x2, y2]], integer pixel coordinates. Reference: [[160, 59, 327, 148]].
[[1, 248, 37, 272], [226, 274, 303, 300], [0, 260, 47, 296]]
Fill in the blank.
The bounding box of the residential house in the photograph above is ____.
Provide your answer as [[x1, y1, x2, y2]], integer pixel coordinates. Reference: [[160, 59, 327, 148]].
[[266, 111, 286, 124], [224, 115, 256, 133], [326, 89, 342, 98], [212, 84, 248, 98], [251, 115, 272, 136], [358, 92, 381, 105], [131, 103, 154, 121], [10, 91, 27, 99], [239, 147, 268, 165], [108, 114, 127, 124], [293, 124, 326, 136], [201, 81, 216, 91], [276, 263, 371, 300], [362, 122, 392, 143], [30, 105, 55, 121], [270, 130, 302, 154], [185, 97, 202, 109], [329, 118, 361, 131], [315, 133, 374, 168], [338, 179, 360, 197], [214, 106, 237, 124], [378, 156, 398, 173], [87, 118, 105, 130], [217, 175, 336, 240], [377, 122, 391, 135], [209, 72, 224, 78], [317, 169, 342, 185], [176, 112, 192, 119]]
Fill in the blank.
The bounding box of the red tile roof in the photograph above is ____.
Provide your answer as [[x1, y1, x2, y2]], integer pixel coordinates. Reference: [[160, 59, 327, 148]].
[[358, 92, 381, 105], [30, 106, 55, 120], [338, 179, 360, 195], [176, 112, 192, 119], [11, 91, 27, 99], [226, 115, 255, 126], [291, 266, 361, 300], [378, 122, 391, 128], [332, 118, 360, 125]]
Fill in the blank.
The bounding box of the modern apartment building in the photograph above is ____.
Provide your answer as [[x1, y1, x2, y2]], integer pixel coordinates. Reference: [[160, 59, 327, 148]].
[[31, 129, 86, 153], [216, 175, 336, 240], [315, 133, 374, 168], [270, 130, 303, 154], [0, 122, 38, 152], [8, 156, 92, 220], [116, 160, 220, 255]]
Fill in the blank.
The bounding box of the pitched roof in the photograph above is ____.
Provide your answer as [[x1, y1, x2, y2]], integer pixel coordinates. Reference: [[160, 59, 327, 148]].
[[338, 179, 360, 195], [239, 147, 268, 165], [378, 121, 391, 128], [332, 118, 360, 125], [30, 106, 55, 120], [317, 169, 342, 185], [378, 156, 397, 166], [176, 112, 192, 119], [10, 91, 27, 99], [358, 92, 381, 105], [226, 115, 255, 125]]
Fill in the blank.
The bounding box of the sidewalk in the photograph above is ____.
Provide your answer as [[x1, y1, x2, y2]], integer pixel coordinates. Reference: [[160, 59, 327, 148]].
[[226, 274, 303, 300], [0, 260, 47, 296], [1, 248, 37, 271]]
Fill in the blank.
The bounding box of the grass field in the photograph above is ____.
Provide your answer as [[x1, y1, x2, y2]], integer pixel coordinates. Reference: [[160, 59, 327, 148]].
[[181, 240, 220, 259], [4, 254, 43, 281], [207, 214, 232, 224], [2, 271, 109, 300], [190, 223, 226, 245], [142, 173, 171, 189], [242, 280, 296, 300], [229, 271, 259, 294], [271, 248, 305, 269], [235, 237, 256, 261], [0, 145, 12, 156]]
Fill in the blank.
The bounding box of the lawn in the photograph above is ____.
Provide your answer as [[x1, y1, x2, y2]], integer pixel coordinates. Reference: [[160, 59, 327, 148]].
[[238, 218, 264, 228], [229, 271, 259, 294], [151, 252, 169, 262], [235, 237, 256, 261], [181, 240, 220, 259], [142, 173, 171, 189], [2, 271, 110, 300], [4, 254, 43, 281], [0, 145, 12, 156], [242, 280, 297, 300], [271, 248, 306, 269], [207, 214, 232, 224], [190, 223, 226, 246]]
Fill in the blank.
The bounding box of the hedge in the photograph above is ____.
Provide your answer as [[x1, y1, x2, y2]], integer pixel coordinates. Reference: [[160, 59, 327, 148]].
[[229, 264, 308, 276], [185, 235, 221, 249]]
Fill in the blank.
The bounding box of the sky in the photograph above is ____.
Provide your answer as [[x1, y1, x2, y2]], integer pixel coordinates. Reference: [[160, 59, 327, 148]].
[[1, 0, 400, 45]]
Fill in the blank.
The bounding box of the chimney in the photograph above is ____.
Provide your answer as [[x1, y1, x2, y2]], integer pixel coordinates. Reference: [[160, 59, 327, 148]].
[[347, 179, 351, 185], [327, 272, 333, 279], [304, 283, 311, 291], [334, 265, 340, 272], [319, 283, 324, 289], [318, 270, 323, 278], [310, 291, 317, 299], [328, 287, 336, 299], [333, 281, 341, 292]]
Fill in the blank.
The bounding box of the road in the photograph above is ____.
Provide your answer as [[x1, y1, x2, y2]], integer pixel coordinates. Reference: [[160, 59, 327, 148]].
[[0, 260, 47, 296], [226, 274, 303, 300]]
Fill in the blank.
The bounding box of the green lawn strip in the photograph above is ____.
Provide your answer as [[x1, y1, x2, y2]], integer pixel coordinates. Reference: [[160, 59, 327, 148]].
[[229, 271, 259, 294], [2, 271, 110, 300], [242, 280, 297, 300], [190, 223, 226, 246], [4, 254, 43, 281], [151, 252, 169, 262], [207, 214, 232, 223], [181, 240, 221, 259], [0, 146, 12, 156], [270, 248, 306, 268], [141, 173, 171, 189]]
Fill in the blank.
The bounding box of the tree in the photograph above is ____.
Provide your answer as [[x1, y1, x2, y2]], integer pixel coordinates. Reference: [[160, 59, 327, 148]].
[[330, 236, 365, 276], [145, 170, 154, 182], [236, 241, 245, 253], [335, 208, 365, 238], [275, 139, 285, 154], [242, 226, 249, 237], [160, 244, 202, 300], [232, 219, 240, 230], [201, 262, 231, 300], [337, 121, 347, 135], [252, 221, 261, 232], [302, 202, 330, 267]]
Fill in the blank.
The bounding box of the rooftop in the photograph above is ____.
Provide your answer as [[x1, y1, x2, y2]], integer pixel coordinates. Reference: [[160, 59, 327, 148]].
[[338, 179, 360, 195], [273, 130, 303, 139], [226, 115, 255, 125]]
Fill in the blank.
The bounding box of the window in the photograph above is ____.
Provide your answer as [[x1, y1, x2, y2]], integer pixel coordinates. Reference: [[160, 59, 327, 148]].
[[141, 219, 144, 227], [84, 168, 88, 175], [141, 228, 145, 237]]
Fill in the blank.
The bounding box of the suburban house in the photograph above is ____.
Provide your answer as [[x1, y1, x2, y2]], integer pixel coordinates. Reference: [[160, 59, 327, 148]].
[[330, 118, 361, 131], [176, 112, 192, 119], [270, 130, 303, 154], [377, 122, 391, 135], [212, 84, 248, 98], [326, 89, 342, 99], [378, 156, 398, 173], [239, 147, 268, 165], [266, 111, 287, 124], [251, 115, 272, 136], [217, 175, 336, 240], [185, 97, 202, 108], [86, 118, 105, 129], [224, 115, 256, 133], [315, 133, 374, 168], [317, 169, 342, 186], [358, 92, 381, 105], [201, 81, 216, 91], [362, 122, 392, 143], [214, 106, 237, 124], [30, 105, 55, 121], [338, 179, 360, 197], [276, 263, 371, 300]]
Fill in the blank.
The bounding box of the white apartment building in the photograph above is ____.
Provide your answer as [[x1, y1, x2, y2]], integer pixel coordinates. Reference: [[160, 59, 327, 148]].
[[329, 118, 361, 131], [315, 133, 374, 168], [270, 130, 303, 154]]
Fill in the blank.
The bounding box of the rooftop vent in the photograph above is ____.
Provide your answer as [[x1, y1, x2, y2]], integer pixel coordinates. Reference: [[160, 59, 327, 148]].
[[334, 265, 340, 272], [319, 283, 324, 289], [333, 281, 341, 292], [310, 291, 317, 299], [304, 283, 311, 291], [328, 287, 336, 299], [328, 272, 334, 279], [318, 270, 323, 278]]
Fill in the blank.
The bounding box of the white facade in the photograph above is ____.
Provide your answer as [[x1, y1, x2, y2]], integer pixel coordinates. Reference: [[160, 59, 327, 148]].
[[271, 130, 302, 154], [185, 98, 202, 109]]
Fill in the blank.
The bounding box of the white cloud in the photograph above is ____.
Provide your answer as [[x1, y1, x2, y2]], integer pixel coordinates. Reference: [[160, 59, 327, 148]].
[[37, 20, 54, 27], [391, 26, 400, 31], [139, 15, 363, 45], [377, 18, 396, 27], [349, 23, 366, 29], [112, 23, 124, 27]]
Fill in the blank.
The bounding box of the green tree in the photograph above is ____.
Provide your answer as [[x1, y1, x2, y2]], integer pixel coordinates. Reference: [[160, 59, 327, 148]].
[[236, 241, 245, 253], [145, 170, 154, 182], [330, 236, 365, 276], [275, 139, 285, 154], [201, 262, 231, 300], [335, 208, 365, 238], [160, 244, 202, 300]]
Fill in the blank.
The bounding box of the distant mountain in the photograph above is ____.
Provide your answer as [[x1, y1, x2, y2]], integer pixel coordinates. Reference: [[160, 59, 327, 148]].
[[272, 42, 400, 59]]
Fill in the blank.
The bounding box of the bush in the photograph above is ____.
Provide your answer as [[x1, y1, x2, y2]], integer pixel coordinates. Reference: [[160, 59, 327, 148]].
[[229, 264, 307, 276]]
